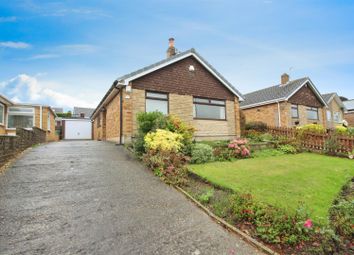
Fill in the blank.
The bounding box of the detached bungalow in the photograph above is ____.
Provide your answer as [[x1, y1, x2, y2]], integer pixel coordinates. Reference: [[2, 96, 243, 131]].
[[0, 94, 58, 141], [321, 93, 345, 128], [91, 39, 244, 144], [343, 99, 354, 126], [240, 74, 328, 128]]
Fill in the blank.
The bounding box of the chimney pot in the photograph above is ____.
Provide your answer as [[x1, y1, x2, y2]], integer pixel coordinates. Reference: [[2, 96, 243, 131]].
[[281, 73, 289, 85], [166, 37, 176, 58]]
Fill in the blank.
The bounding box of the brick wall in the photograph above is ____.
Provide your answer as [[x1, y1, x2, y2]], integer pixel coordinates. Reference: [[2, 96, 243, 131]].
[[0, 127, 46, 167], [345, 112, 354, 127], [288, 85, 323, 108], [132, 56, 235, 101], [127, 88, 239, 141], [325, 99, 344, 128]]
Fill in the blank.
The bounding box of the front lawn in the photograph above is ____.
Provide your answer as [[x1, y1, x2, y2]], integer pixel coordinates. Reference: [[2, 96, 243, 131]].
[[190, 153, 354, 222]]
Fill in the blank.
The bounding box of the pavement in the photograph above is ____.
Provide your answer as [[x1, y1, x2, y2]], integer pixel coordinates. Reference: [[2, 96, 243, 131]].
[[0, 141, 263, 255]]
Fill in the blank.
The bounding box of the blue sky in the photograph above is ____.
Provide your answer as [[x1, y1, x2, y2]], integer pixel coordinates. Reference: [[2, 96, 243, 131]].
[[1, 0, 354, 109]]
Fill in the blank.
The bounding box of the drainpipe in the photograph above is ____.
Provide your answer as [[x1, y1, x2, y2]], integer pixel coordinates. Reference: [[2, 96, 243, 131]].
[[277, 101, 281, 127], [119, 88, 123, 145], [39, 106, 43, 129]]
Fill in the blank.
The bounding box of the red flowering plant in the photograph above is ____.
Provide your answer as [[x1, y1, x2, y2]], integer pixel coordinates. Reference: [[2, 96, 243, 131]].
[[228, 138, 251, 158]]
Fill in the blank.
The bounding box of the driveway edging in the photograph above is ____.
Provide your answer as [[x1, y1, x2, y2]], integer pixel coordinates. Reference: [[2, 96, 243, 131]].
[[174, 186, 279, 255]]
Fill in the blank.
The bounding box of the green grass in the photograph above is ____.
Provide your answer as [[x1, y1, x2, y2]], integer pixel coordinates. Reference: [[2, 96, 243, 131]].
[[190, 153, 354, 222]]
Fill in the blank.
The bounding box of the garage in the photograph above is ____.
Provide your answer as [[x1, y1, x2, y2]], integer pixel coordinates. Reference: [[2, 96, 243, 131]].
[[63, 119, 92, 140]]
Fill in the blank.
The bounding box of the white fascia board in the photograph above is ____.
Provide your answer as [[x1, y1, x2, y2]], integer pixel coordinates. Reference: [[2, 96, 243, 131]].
[[240, 98, 286, 110], [286, 79, 328, 107], [120, 52, 244, 101]]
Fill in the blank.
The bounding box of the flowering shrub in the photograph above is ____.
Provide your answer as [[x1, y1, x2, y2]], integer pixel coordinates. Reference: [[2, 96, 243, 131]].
[[228, 138, 251, 158], [142, 149, 189, 185], [144, 129, 183, 152], [213, 146, 234, 161], [166, 115, 195, 155]]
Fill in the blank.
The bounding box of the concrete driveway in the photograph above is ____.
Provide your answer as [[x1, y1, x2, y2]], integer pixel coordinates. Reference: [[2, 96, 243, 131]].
[[0, 141, 263, 255]]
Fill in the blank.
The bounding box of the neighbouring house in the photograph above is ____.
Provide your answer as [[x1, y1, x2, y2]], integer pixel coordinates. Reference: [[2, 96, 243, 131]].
[[91, 39, 244, 143], [73, 107, 95, 119], [0, 95, 14, 135], [0, 94, 58, 141], [321, 93, 345, 128], [343, 99, 354, 127], [240, 74, 328, 128]]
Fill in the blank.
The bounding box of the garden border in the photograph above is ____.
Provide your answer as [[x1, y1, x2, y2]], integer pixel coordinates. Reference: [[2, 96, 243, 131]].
[[174, 186, 279, 255]]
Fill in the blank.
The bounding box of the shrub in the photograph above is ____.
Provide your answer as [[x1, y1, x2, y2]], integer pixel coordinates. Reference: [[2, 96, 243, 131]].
[[230, 194, 313, 245], [245, 121, 268, 132], [335, 126, 348, 136], [166, 115, 195, 155], [213, 146, 233, 161], [144, 129, 183, 152], [197, 188, 214, 204], [245, 130, 263, 142], [347, 127, 354, 136], [133, 112, 167, 155], [297, 124, 326, 134], [259, 133, 274, 142], [143, 150, 189, 185], [278, 144, 297, 154], [228, 138, 251, 158], [324, 136, 341, 155], [191, 143, 214, 164]]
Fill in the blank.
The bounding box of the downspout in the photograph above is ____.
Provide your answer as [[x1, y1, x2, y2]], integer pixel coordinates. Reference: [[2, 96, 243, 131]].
[[119, 88, 123, 145], [39, 106, 43, 129], [277, 101, 281, 127]]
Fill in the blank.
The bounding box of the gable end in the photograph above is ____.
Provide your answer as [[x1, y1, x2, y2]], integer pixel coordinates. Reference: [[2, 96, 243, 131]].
[[288, 84, 324, 107]]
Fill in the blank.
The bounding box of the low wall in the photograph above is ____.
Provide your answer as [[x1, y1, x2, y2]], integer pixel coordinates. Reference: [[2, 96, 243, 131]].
[[0, 127, 46, 167]]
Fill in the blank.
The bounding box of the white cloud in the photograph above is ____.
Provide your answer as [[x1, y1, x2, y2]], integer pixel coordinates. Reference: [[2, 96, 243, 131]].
[[0, 16, 17, 22], [26, 54, 60, 60], [0, 74, 95, 108], [0, 41, 31, 49], [55, 44, 98, 55]]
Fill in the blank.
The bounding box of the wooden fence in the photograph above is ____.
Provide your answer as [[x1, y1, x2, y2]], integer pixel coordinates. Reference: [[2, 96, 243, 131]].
[[0, 127, 46, 167], [263, 126, 354, 154]]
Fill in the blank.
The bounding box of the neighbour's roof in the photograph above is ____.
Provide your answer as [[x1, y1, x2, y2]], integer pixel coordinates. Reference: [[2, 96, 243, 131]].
[[240, 77, 326, 109], [73, 107, 95, 117], [343, 99, 354, 111], [91, 48, 244, 118], [321, 92, 345, 109], [52, 107, 64, 113]]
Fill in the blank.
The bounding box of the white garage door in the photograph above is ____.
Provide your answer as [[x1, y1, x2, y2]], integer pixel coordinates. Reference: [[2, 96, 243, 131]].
[[64, 120, 92, 140]]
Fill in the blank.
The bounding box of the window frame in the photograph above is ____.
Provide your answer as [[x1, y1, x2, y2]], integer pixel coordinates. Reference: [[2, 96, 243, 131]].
[[6, 106, 35, 130], [333, 111, 342, 123], [291, 104, 299, 119], [327, 110, 332, 121], [193, 96, 227, 121], [0, 103, 4, 125], [145, 91, 169, 114], [307, 107, 319, 120]]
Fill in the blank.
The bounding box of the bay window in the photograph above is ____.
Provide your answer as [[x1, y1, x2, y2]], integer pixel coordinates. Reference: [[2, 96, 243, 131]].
[[146, 91, 168, 114], [7, 107, 34, 129], [193, 97, 226, 120], [307, 107, 319, 120]]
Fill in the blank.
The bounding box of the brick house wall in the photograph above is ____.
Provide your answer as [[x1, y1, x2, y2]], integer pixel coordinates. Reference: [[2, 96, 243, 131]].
[[325, 99, 344, 128], [242, 86, 326, 127], [345, 112, 354, 127], [0, 104, 7, 135], [92, 55, 242, 143]]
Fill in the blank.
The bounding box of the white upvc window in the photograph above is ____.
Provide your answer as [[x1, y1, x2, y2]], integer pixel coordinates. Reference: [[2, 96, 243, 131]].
[[47, 111, 51, 130], [333, 112, 342, 123], [145, 91, 169, 115], [7, 107, 35, 129], [0, 103, 4, 125], [327, 110, 332, 121]]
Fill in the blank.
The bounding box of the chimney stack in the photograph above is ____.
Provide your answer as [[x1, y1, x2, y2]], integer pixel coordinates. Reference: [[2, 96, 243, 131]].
[[281, 73, 289, 85], [166, 37, 176, 58]]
